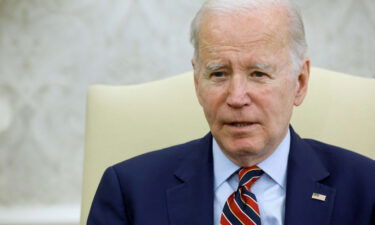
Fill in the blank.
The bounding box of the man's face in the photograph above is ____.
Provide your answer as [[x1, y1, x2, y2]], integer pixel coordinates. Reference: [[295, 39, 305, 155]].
[[193, 7, 309, 166]]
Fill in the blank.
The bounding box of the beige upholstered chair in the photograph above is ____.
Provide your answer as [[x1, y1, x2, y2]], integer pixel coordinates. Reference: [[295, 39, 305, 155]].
[[80, 67, 375, 225]]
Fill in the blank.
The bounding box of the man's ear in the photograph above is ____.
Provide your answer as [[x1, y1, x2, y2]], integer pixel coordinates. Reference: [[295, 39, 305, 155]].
[[294, 58, 310, 106]]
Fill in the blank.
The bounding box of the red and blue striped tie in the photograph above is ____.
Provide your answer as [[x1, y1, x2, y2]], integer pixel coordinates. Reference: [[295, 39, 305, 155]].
[[220, 166, 264, 225]]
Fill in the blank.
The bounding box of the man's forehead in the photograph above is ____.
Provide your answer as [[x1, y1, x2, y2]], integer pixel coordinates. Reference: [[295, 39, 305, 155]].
[[198, 38, 288, 69]]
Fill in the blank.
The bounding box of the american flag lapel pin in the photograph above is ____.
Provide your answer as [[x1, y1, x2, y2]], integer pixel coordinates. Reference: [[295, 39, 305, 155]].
[[311, 192, 326, 201]]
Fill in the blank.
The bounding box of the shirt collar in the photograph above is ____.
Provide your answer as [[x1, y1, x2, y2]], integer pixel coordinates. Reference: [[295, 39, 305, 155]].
[[213, 129, 290, 190], [212, 138, 239, 191]]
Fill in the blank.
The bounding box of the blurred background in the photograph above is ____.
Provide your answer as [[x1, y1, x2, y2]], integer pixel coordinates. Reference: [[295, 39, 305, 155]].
[[0, 0, 374, 224]]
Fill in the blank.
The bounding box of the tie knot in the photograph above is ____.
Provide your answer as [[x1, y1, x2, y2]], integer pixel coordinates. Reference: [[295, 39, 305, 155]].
[[238, 166, 264, 191]]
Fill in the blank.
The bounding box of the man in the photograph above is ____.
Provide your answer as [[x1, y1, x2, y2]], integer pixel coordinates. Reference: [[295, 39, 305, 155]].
[[87, 0, 375, 224]]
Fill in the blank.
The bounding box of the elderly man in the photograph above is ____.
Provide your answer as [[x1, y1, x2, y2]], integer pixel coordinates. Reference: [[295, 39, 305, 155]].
[[87, 0, 375, 225]]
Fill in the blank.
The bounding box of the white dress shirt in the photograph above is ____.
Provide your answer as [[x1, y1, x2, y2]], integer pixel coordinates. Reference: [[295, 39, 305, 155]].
[[213, 130, 290, 225]]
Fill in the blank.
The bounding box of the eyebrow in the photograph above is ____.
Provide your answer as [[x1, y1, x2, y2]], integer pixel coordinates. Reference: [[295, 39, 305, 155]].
[[249, 63, 273, 71], [205, 63, 226, 71], [204, 62, 276, 73]]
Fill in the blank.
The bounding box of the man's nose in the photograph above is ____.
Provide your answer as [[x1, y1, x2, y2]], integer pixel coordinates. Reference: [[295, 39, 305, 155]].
[[226, 76, 251, 108]]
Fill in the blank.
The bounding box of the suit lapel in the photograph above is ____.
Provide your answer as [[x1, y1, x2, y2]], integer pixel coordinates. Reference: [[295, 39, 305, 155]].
[[285, 128, 336, 225], [166, 133, 214, 225]]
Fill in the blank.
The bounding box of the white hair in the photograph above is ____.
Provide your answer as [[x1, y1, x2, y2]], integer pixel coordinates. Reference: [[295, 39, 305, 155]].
[[190, 0, 308, 75]]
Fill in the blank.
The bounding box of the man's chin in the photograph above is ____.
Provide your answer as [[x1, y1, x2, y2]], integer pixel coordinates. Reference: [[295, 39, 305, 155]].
[[221, 139, 266, 158], [222, 146, 268, 167]]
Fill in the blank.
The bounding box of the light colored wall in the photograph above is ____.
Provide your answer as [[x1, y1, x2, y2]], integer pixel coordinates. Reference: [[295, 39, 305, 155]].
[[0, 0, 374, 224], [301, 0, 375, 77]]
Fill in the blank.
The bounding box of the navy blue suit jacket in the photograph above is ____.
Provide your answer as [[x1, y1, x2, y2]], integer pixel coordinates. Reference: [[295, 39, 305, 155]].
[[87, 128, 375, 225]]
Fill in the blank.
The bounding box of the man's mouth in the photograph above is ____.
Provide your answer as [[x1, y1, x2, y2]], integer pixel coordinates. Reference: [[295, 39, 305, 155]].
[[228, 122, 254, 127]]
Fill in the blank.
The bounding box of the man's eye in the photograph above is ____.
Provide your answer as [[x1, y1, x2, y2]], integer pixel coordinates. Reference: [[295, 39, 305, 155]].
[[251, 71, 267, 78], [211, 72, 226, 78]]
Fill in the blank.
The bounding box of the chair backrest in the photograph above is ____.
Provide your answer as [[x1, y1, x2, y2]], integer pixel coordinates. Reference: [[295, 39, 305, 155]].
[[80, 67, 375, 224]]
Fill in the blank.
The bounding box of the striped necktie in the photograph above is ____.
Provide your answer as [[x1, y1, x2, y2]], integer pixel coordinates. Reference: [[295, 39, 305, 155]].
[[220, 166, 264, 225]]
